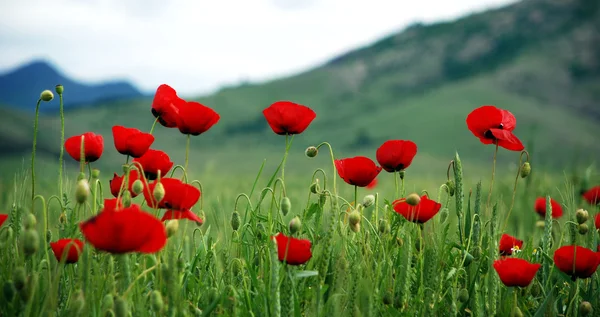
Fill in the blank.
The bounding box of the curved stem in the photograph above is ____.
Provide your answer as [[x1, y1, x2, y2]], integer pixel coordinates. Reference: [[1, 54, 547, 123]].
[[315, 142, 339, 208], [184, 134, 191, 176], [169, 165, 188, 183], [33, 195, 51, 288], [500, 150, 530, 233], [485, 144, 499, 215], [190, 180, 204, 210], [58, 92, 65, 199], [31, 98, 42, 201], [281, 134, 290, 189], [149, 116, 159, 135]]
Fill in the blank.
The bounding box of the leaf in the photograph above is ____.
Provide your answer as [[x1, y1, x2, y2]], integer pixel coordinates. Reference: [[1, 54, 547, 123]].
[[305, 202, 321, 222]]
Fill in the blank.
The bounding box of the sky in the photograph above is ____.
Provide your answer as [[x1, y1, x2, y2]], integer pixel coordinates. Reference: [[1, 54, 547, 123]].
[[0, 0, 517, 97]]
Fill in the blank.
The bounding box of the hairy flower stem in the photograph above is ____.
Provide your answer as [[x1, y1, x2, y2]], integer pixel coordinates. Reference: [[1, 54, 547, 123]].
[[394, 171, 399, 198], [149, 116, 159, 135], [354, 185, 358, 209], [281, 134, 290, 187], [184, 134, 190, 175], [485, 144, 499, 216], [314, 142, 339, 207], [58, 91, 65, 198], [31, 98, 42, 201], [501, 150, 530, 233]]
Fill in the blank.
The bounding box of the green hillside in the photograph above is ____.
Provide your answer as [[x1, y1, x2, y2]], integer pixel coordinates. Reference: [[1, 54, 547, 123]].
[[0, 0, 598, 181]]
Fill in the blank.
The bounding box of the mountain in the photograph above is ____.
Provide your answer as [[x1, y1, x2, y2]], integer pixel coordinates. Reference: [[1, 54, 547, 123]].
[[0, 60, 144, 112]]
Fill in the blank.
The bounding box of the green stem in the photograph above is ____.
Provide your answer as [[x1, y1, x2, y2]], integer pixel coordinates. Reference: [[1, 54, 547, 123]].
[[149, 116, 159, 135], [281, 134, 289, 185], [485, 144, 499, 215], [501, 151, 530, 233], [354, 185, 358, 208], [58, 92, 65, 199], [394, 171, 399, 198], [31, 98, 42, 201], [184, 134, 191, 175]]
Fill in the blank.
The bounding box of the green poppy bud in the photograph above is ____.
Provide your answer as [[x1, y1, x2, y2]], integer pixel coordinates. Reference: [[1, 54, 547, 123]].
[[55, 84, 64, 95], [406, 193, 420, 206], [310, 181, 320, 194], [575, 209, 589, 224], [280, 197, 291, 216], [445, 180, 455, 196], [13, 267, 26, 290], [153, 181, 165, 203], [458, 288, 469, 303], [230, 211, 240, 231], [520, 162, 531, 178], [289, 216, 301, 235], [305, 146, 318, 158], [3, 281, 15, 301], [114, 297, 129, 317], [24, 213, 37, 230], [132, 180, 144, 196], [579, 301, 593, 317], [363, 194, 375, 208], [102, 294, 114, 311], [578, 223, 589, 235], [150, 290, 163, 312], [40, 90, 54, 102], [349, 210, 361, 226], [23, 229, 39, 256], [165, 220, 179, 238], [91, 168, 101, 179], [350, 222, 360, 233], [75, 179, 90, 204]]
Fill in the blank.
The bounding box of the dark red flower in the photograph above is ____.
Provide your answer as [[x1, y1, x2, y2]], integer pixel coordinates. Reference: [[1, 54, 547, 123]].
[[392, 195, 442, 223], [366, 178, 377, 190], [493, 258, 540, 287], [335, 156, 382, 187], [583, 186, 600, 205], [133, 149, 174, 180], [553, 245, 600, 280], [273, 233, 312, 265], [376, 140, 418, 173], [109, 169, 143, 198], [0, 214, 7, 227], [64, 132, 104, 163], [112, 126, 154, 158], [151, 84, 186, 128], [263, 101, 316, 135], [499, 233, 524, 256], [50, 239, 84, 264], [144, 178, 203, 225], [534, 197, 563, 218], [79, 200, 167, 254], [175, 101, 220, 136], [466, 105, 524, 151]]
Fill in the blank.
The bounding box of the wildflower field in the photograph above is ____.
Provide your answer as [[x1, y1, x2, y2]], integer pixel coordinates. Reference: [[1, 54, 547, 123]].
[[0, 84, 599, 317]]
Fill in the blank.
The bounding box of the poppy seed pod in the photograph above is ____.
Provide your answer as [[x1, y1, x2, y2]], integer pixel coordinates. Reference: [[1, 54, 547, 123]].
[[406, 193, 420, 206], [578, 223, 589, 235], [289, 216, 301, 234], [579, 301, 593, 317], [363, 194, 375, 208], [231, 211, 241, 231], [75, 179, 90, 204], [280, 197, 291, 216], [153, 181, 165, 203], [150, 290, 164, 312], [24, 213, 37, 230], [55, 84, 64, 95], [305, 146, 318, 158], [40, 90, 54, 102], [23, 229, 39, 256], [132, 179, 144, 196], [520, 162, 531, 178], [165, 220, 179, 238], [575, 209, 589, 224], [349, 210, 361, 226]]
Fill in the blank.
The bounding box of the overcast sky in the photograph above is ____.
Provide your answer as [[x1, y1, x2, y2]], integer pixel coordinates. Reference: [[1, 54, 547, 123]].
[[0, 0, 516, 96]]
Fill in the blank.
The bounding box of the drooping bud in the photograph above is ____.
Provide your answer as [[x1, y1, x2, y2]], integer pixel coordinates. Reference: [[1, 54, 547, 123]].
[[231, 211, 241, 231], [75, 179, 90, 204], [23, 229, 39, 256], [40, 90, 54, 102], [280, 197, 291, 216], [13, 267, 26, 290], [289, 216, 301, 234], [578, 223, 589, 235], [131, 179, 144, 196], [579, 301, 593, 317], [59, 213, 67, 224], [350, 223, 360, 233], [319, 193, 327, 206], [165, 220, 179, 238], [305, 146, 318, 158], [121, 191, 132, 208], [575, 209, 589, 224], [439, 208, 449, 224], [348, 210, 361, 226], [24, 213, 37, 230], [363, 194, 375, 208], [406, 193, 420, 206], [114, 297, 129, 317], [150, 290, 164, 312], [458, 288, 469, 303], [55, 84, 64, 95], [520, 162, 531, 178], [153, 181, 165, 203], [445, 180, 455, 196], [378, 219, 390, 234], [310, 181, 320, 194]]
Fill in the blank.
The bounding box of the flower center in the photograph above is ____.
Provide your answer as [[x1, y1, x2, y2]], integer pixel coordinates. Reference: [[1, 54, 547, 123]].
[[484, 123, 504, 139]]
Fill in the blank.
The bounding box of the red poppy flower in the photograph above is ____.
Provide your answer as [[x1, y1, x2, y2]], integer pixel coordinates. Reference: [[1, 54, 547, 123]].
[[112, 126, 154, 158], [0, 214, 7, 227], [583, 186, 600, 205], [79, 200, 167, 254], [392, 195, 442, 223], [64, 132, 104, 163], [175, 101, 220, 136], [466, 105, 524, 151], [493, 258, 541, 287], [553, 245, 600, 280], [109, 169, 143, 198], [366, 178, 377, 189], [151, 84, 186, 128], [50, 239, 84, 264], [272, 233, 312, 265], [376, 140, 418, 173], [534, 197, 563, 218], [144, 178, 203, 225], [133, 149, 174, 180], [262, 101, 317, 135], [499, 233, 524, 256], [334, 156, 382, 187]]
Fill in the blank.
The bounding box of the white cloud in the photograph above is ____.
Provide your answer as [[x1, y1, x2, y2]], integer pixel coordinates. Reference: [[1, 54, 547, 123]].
[[0, 0, 517, 96]]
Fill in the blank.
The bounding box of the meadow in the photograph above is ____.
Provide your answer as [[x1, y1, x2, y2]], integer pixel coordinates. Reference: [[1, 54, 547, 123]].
[[0, 83, 599, 317]]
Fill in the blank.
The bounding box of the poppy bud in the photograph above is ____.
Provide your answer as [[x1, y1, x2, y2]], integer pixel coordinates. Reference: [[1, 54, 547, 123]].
[[165, 220, 179, 238], [578, 223, 589, 235], [378, 219, 389, 234], [90, 169, 101, 179], [363, 194, 375, 208], [231, 211, 241, 231], [121, 191, 132, 208], [399, 170, 405, 180], [40, 90, 54, 102], [575, 209, 589, 224], [24, 213, 37, 230], [444, 180, 455, 196], [440, 208, 449, 223], [13, 267, 26, 290], [310, 181, 320, 194], [305, 146, 318, 158], [319, 193, 327, 206], [579, 301, 593, 317], [132, 180, 144, 196], [23, 229, 39, 256], [535, 220, 545, 229], [279, 197, 291, 216], [3, 281, 15, 301], [69, 290, 85, 314], [102, 294, 114, 311], [520, 162, 531, 178], [55, 84, 64, 95], [511, 306, 523, 317], [289, 216, 301, 235], [153, 181, 165, 203], [77, 172, 86, 181], [46, 230, 52, 243], [350, 222, 360, 233], [458, 288, 469, 303], [406, 193, 420, 206], [349, 210, 361, 226], [114, 297, 129, 317], [59, 213, 67, 224], [150, 290, 163, 312], [75, 179, 90, 204]]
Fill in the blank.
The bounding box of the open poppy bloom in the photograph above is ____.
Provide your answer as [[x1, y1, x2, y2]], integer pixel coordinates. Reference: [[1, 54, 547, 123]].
[[493, 258, 540, 287], [466, 105, 524, 151], [144, 178, 203, 225], [133, 149, 174, 180], [262, 101, 316, 135], [50, 239, 84, 264], [175, 101, 220, 136], [79, 200, 167, 254], [112, 126, 154, 158], [109, 169, 143, 198], [534, 197, 563, 218], [273, 233, 312, 265], [392, 195, 442, 223], [335, 156, 382, 187], [151, 84, 185, 128], [553, 245, 600, 280], [376, 140, 418, 173], [366, 178, 377, 189], [0, 214, 7, 227], [499, 233, 524, 256], [64, 132, 104, 163], [582, 186, 600, 205]]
